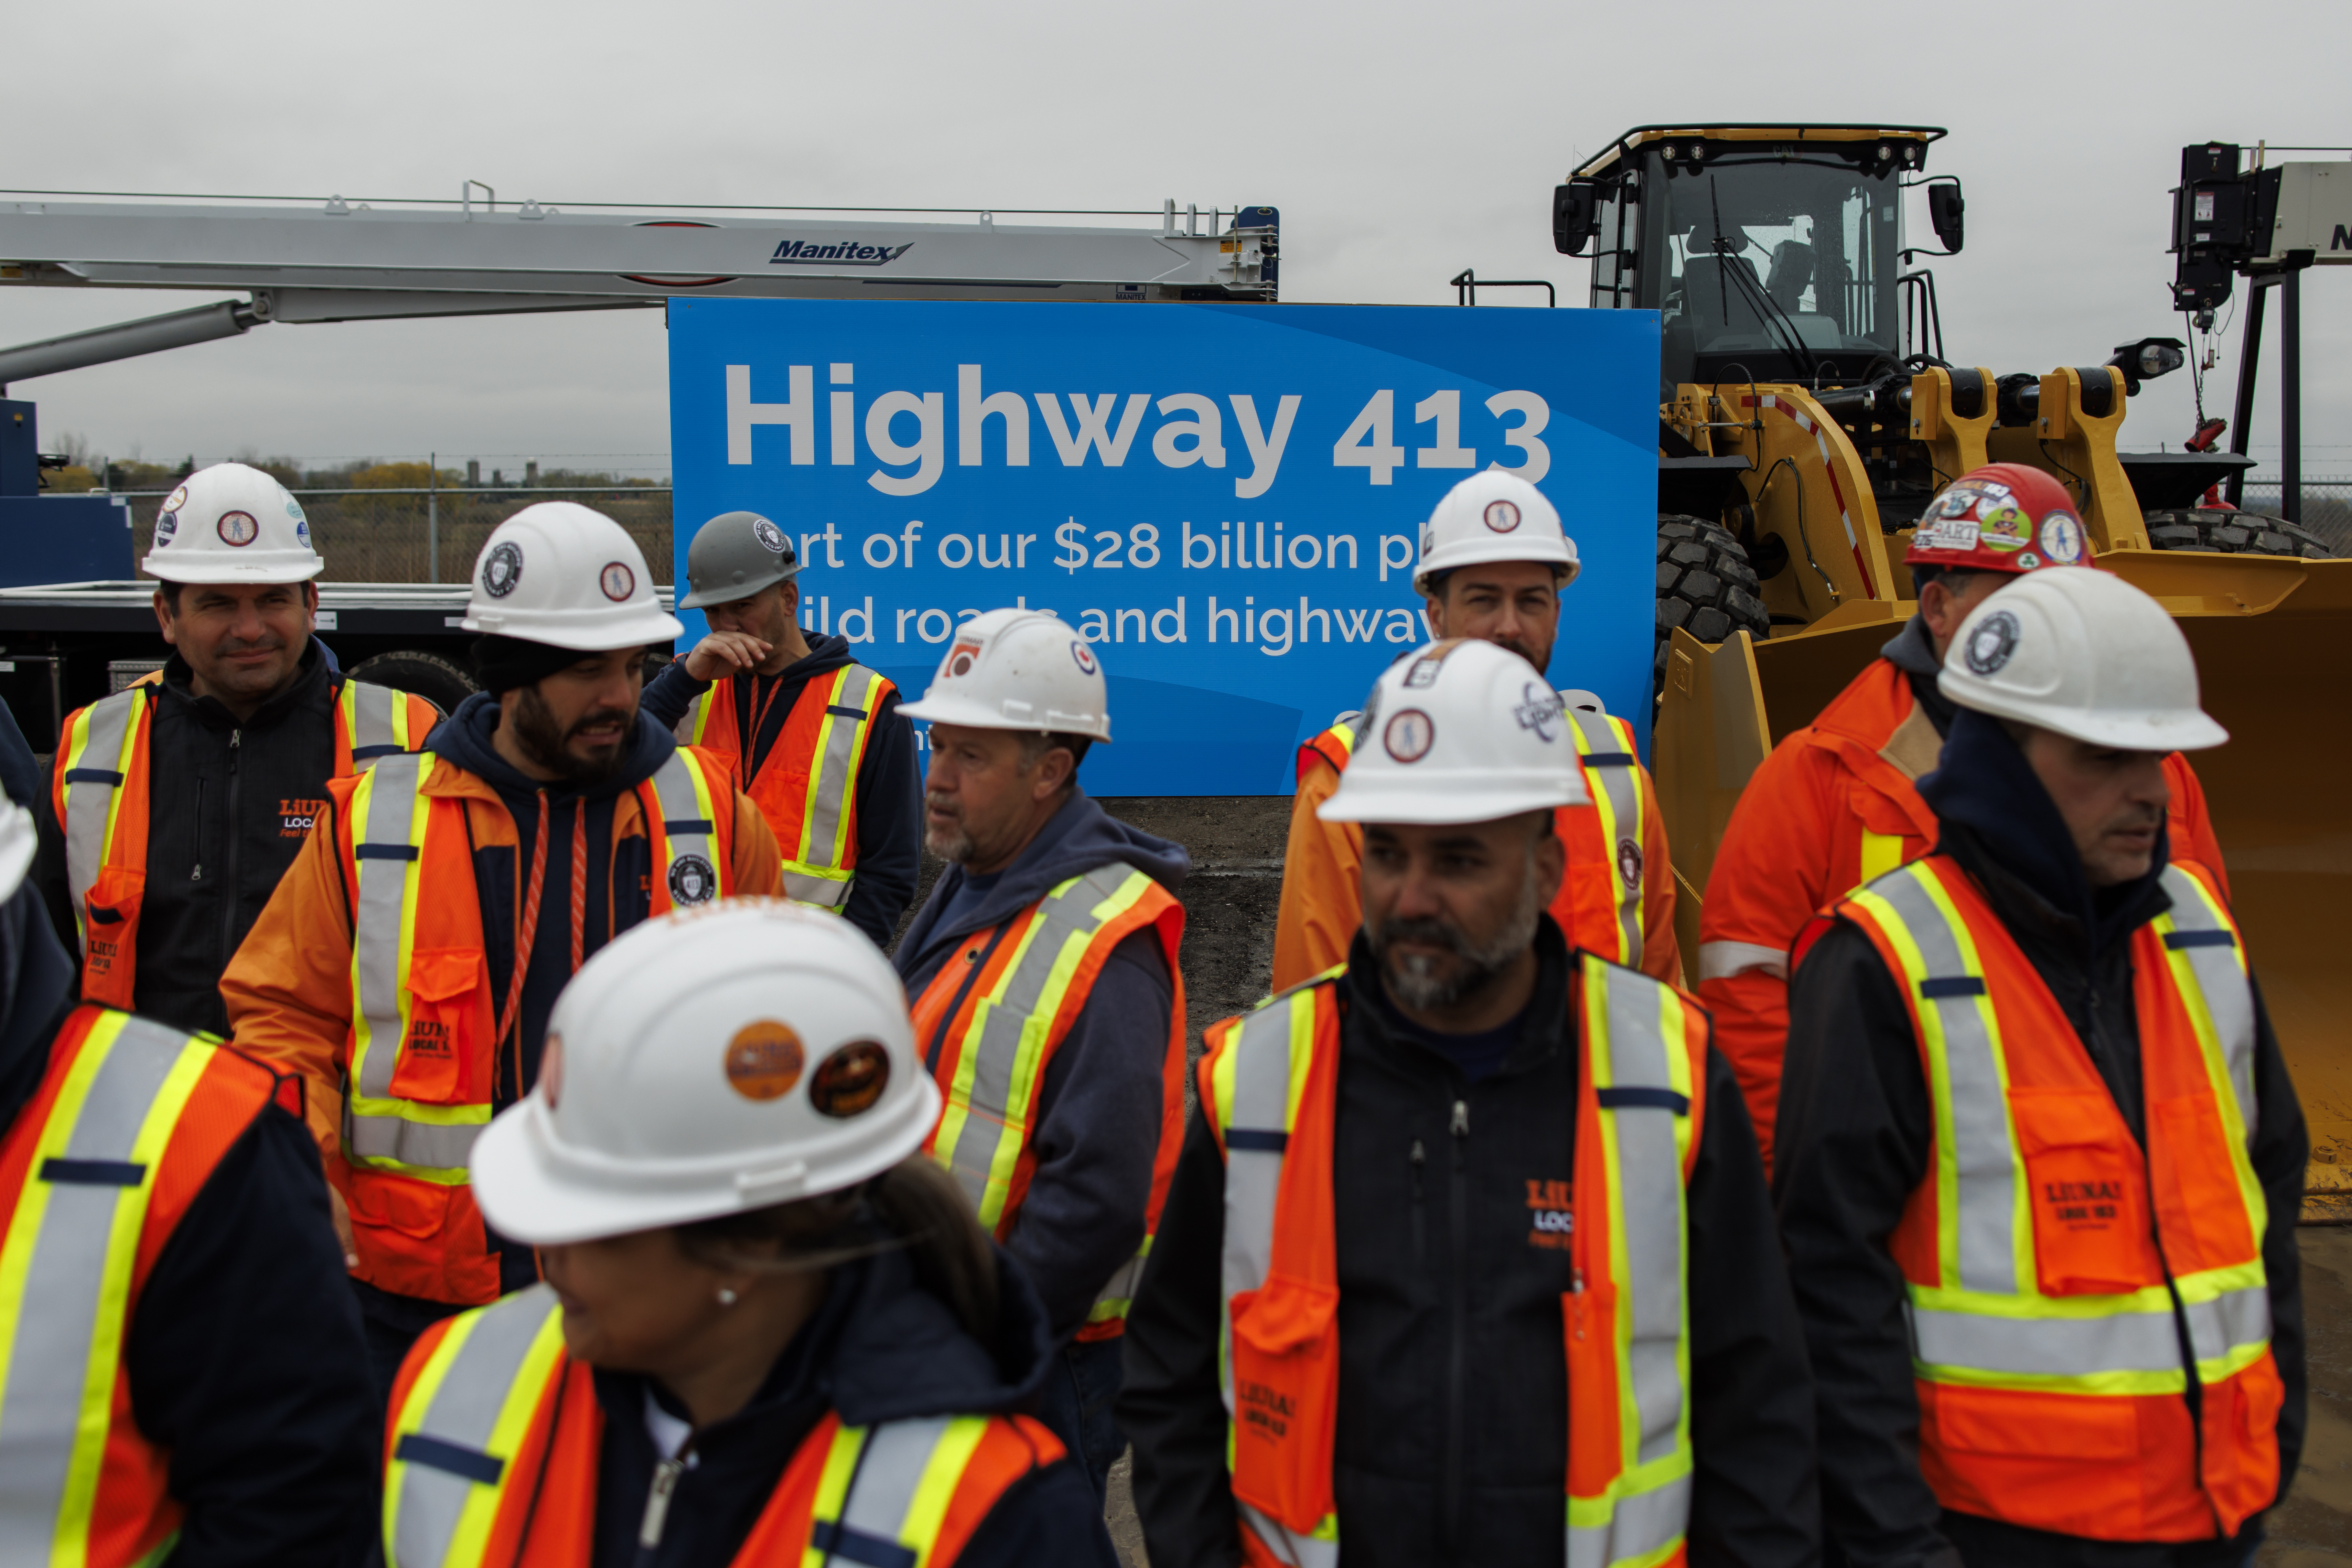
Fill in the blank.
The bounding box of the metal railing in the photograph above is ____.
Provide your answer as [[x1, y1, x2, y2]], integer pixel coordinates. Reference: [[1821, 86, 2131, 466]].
[[110, 484, 671, 585]]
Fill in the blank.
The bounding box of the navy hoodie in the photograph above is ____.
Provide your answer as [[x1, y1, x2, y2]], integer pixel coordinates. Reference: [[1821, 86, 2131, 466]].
[[589, 1237, 1115, 1567], [894, 790, 1190, 1342]]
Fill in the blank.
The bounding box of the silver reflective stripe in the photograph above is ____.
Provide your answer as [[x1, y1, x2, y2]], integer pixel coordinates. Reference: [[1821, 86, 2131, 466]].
[[834, 1416, 951, 1550], [1568, 708, 1643, 967], [0, 1015, 194, 1558], [2157, 866, 2258, 1139], [1914, 1303, 2187, 1376], [1219, 996, 1302, 1422], [1696, 940, 1785, 982], [1597, 961, 1688, 1469], [353, 754, 427, 1104], [61, 689, 142, 955], [2186, 1283, 2273, 1365], [792, 668, 881, 874], [1238, 1501, 1338, 1568], [1567, 1469, 1694, 1568], [345, 680, 411, 770], [781, 867, 853, 909], [1869, 868, 2020, 1295], [938, 864, 1140, 1217], [391, 1285, 560, 1568], [346, 1117, 481, 1172], [1092, 1249, 1143, 1313], [647, 751, 719, 906]]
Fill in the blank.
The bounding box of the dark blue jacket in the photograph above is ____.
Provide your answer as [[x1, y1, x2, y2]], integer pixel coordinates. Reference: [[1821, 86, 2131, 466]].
[[641, 634, 921, 948], [0, 883, 379, 1566], [895, 791, 1189, 1342], [590, 1237, 1115, 1567]]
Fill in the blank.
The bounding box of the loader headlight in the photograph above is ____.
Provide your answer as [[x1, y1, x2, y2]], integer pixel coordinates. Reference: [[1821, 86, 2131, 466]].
[[2138, 342, 2186, 379], [2106, 336, 2188, 395]]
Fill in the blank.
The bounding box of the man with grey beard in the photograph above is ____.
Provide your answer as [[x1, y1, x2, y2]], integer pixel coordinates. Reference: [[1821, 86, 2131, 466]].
[[1121, 638, 1815, 1568]]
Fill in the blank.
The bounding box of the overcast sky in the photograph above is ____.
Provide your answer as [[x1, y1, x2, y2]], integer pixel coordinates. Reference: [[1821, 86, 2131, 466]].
[[6, 0, 2345, 487]]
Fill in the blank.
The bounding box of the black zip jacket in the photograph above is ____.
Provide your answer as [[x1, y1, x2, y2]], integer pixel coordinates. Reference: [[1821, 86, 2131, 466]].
[[1775, 709, 2307, 1568], [33, 646, 421, 1037], [641, 634, 920, 948], [588, 1235, 1116, 1567], [1120, 919, 1819, 1568], [0, 883, 378, 1566]]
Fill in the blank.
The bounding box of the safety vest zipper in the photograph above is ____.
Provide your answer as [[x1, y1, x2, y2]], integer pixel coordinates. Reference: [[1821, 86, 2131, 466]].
[[637, 1453, 688, 1554], [218, 728, 240, 977], [1443, 1096, 1470, 1558], [1409, 1137, 1427, 1266]]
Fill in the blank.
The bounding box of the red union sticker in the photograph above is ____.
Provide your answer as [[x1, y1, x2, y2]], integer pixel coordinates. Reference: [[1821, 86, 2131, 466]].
[[216, 511, 260, 547], [599, 562, 636, 601], [1383, 708, 1435, 763], [946, 640, 983, 678], [1483, 498, 1522, 533]]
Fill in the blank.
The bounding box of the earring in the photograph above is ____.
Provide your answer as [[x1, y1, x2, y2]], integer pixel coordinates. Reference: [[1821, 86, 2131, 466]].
[[717, 1287, 739, 1307]]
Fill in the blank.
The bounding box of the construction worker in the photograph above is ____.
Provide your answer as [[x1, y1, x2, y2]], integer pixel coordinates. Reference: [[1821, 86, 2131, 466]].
[[0, 796, 381, 1564], [892, 608, 1188, 1500], [221, 503, 784, 1395], [35, 462, 438, 1035], [1776, 568, 2306, 1565], [642, 509, 921, 945], [1122, 638, 1816, 1568], [382, 900, 1113, 1567], [1274, 470, 1679, 992], [1699, 463, 2231, 1167]]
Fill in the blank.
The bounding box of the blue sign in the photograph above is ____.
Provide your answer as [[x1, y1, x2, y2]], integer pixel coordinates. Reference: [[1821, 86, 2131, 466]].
[[668, 299, 1658, 795]]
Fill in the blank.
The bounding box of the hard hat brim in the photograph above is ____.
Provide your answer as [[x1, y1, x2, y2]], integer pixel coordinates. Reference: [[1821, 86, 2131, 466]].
[[1412, 538, 1579, 598], [1938, 673, 2231, 753], [1317, 767, 1589, 824], [470, 1067, 944, 1247], [898, 690, 1113, 742], [459, 604, 687, 651], [142, 552, 324, 585], [679, 562, 801, 611]]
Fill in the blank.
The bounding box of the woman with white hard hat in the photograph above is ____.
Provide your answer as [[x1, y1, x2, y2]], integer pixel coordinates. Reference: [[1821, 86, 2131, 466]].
[[382, 900, 1114, 1568], [1775, 566, 2309, 1567]]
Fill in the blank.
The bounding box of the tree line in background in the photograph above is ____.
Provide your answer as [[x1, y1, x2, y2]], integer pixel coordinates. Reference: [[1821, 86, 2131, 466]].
[[37, 442, 666, 496]]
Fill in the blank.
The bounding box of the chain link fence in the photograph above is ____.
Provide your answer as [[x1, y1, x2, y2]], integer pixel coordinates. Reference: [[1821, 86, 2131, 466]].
[[116, 486, 673, 584], [2239, 481, 2352, 558]]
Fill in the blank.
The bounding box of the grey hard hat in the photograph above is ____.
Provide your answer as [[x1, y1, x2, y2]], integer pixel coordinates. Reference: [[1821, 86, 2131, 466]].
[[679, 510, 799, 610]]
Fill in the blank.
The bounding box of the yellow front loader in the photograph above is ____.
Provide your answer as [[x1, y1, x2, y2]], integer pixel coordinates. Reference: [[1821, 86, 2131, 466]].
[[1547, 124, 2352, 1213]]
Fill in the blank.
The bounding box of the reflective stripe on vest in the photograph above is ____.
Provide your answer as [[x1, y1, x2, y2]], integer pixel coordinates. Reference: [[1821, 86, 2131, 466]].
[[386, 1285, 1054, 1568], [0, 1010, 261, 1567], [1842, 856, 2279, 1539], [689, 666, 889, 912], [345, 751, 729, 1183], [341, 678, 427, 768], [1201, 957, 1698, 1568], [1293, 717, 1358, 786], [1566, 708, 1645, 971], [919, 864, 1182, 1327], [1857, 828, 1905, 885]]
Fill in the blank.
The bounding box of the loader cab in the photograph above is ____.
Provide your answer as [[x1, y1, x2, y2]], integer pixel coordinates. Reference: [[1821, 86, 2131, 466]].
[[1562, 126, 1947, 395]]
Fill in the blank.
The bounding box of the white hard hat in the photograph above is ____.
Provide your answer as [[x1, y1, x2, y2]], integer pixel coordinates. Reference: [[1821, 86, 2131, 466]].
[[898, 607, 1112, 741], [1413, 471, 1579, 597], [471, 899, 943, 1245], [142, 462, 324, 584], [460, 502, 684, 652], [1320, 639, 1591, 826], [0, 803, 35, 905], [1939, 568, 2228, 752]]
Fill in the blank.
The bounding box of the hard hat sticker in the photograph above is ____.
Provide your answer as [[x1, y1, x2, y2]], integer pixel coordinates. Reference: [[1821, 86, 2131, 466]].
[[2016, 551, 2041, 571], [1512, 682, 1564, 742], [667, 853, 718, 906], [1976, 503, 2030, 552], [163, 485, 188, 513], [1071, 641, 1098, 675], [809, 1040, 891, 1118], [946, 639, 983, 678], [482, 541, 524, 599], [154, 512, 180, 547], [752, 516, 789, 554], [295, 517, 312, 550], [1963, 610, 2021, 675], [2039, 514, 2085, 565], [1616, 836, 1644, 892], [723, 1020, 805, 1102], [217, 511, 260, 547], [1384, 708, 1435, 763], [1483, 498, 1523, 533], [600, 562, 636, 602]]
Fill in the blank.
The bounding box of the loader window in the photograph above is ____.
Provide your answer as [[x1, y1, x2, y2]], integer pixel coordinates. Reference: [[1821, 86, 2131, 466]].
[[1647, 156, 1901, 388]]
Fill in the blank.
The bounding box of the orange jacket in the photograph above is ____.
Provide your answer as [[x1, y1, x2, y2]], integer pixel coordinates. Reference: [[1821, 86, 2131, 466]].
[[1271, 732, 1681, 993], [1698, 655, 2228, 1170], [220, 747, 780, 1301]]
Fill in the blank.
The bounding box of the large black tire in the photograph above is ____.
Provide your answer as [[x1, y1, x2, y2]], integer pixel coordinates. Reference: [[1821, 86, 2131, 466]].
[[2142, 507, 2333, 559], [347, 650, 476, 716], [1655, 514, 1770, 695]]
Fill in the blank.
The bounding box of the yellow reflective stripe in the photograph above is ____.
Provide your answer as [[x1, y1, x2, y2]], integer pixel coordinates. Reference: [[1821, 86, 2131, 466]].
[[799, 1424, 871, 1568], [1858, 829, 1905, 884], [795, 667, 882, 869], [343, 764, 435, 1171], [384, 1303, 569, 1568], [1915, 1360, 2185, 1397], [1205, 1022, 1242, 1138], [54, 707, 95, 950], [2152, 887, 2266, 1237], [673, 748, 730, 899], [898, 1417, 989, 1568], [688, 687, 716, 748]]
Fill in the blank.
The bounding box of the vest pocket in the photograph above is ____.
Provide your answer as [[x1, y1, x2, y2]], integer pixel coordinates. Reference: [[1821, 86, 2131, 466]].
[[2010, 1087, 2154, 1297], [2149, 1094, 2259, 1271], [80, 864, 146, 1003], [1228, 1276, 1340, 1529], [344, 1169, 501, 1305], [389, 948, 487, 1104]]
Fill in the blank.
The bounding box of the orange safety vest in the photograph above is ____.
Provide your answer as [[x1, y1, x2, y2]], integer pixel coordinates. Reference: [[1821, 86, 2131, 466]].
[[910, 862, 1185, 1341], [333, 746, 737, 1306], [1197, 954, 1708, 1568], [683, 664, 894, 910], [1298, 702, 1654, 968], [0, 1006, 281, 1566], [383, 1284, 1063, 1568], [1838, 854, 2279, 1542], [53, 675, 436, 1007]]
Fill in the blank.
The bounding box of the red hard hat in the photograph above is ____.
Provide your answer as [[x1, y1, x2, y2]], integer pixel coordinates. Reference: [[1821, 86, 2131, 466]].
[[1905, 463, 2088, 575]]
